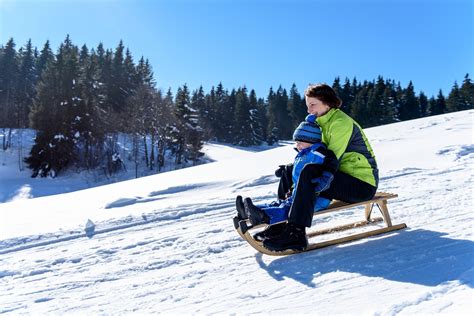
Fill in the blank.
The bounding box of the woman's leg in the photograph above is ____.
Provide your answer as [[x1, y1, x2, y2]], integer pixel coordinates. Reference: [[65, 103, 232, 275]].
[[319, 171, 377, 203], [286, 164, 319, 227], [287, 168, 377, 228]]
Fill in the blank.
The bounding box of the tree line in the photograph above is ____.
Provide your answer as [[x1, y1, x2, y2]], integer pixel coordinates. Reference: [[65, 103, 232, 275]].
[[0, 37, 472, 177]]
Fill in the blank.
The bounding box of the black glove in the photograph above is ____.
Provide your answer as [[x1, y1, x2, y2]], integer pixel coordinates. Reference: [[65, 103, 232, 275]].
[[275, 165, 286, 178]]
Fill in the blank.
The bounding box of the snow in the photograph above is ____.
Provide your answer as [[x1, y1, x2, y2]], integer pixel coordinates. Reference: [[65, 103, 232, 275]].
[[0, 110, 473, 314]]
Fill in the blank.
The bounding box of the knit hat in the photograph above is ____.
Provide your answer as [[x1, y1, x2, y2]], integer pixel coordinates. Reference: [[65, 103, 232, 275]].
[[292, 114, 322, 143]]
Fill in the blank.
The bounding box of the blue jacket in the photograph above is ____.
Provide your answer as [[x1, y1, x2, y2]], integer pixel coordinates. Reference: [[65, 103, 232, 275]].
[[291, 143, 323, 197], [260, 142, 334, 224]]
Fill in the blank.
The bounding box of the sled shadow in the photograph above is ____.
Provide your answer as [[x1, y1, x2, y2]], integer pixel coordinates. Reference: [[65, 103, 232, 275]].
[[255, 229, 474, 288]]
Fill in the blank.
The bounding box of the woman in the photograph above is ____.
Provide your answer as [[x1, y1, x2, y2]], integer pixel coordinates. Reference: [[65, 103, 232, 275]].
[[264, 83, 379, 251]]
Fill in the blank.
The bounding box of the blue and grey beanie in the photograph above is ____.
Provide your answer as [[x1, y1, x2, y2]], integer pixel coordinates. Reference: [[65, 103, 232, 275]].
[[293, 114, 322, 143]]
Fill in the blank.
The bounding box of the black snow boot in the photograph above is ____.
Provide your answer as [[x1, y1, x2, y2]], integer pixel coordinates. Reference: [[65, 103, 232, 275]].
[[236, 195, 247, 220], [244, 197, 269, 226], [253, 222, 287, 242], [263, 223, 308, 251]]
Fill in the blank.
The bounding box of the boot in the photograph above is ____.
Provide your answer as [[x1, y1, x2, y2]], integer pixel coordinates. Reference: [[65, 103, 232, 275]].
[[253, 222, 287, 242], [235, 195, 247, 220], [263, 223, 308, 251], [244, 198, 269, 226]]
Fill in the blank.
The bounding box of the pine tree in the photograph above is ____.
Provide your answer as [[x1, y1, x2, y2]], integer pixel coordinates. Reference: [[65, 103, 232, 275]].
[[0, 38, 19, 135], [191, 86, 208, 139], [418, 91, 429, 117], [204, 86, 217, 140], [124, 48, 138, 96], [26, 35, 81, 177], [430, 90, 446, 115], [267, 86, 290, 140], [265, 87, 278, 143], [36, 40, 54, 83], [446, 82, 462, 113], [398, 81, 420, 121], [15, 39, 37, 128], [350, 82, 370, 127], [136, 56, 155, 87], [156, 88, 175, 171], [225, 88, 236, 143], [173, 84, 202, 164], [110, 40, 126, 113], [366, 77, 386, 127], [249, 89, 264, 145], [213, 82, 229, 142], [125, 83, 155, 176], [287, 83, 305, 129], [233, 87, 255, 146], [77, 48, 106, 169], [459, 74, 473, 110], [340, 77, 354, 113]]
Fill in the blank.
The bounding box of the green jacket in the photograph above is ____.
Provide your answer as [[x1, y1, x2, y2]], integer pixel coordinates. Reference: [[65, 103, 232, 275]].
[[316, 108, 379, 187]]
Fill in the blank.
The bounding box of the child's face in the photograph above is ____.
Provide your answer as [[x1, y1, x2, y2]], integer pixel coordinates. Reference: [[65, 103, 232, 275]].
[[296, 141, 313, 151]]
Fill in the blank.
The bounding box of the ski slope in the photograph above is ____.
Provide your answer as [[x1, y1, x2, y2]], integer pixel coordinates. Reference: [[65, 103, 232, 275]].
[[0, 111, 473, 314]]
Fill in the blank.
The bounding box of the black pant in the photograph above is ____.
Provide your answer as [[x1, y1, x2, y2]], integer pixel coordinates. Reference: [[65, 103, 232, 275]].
[[279, 164, 377, 227]]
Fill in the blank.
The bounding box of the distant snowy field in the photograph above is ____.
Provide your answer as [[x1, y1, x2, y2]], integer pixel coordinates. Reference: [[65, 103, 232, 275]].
[[0, 111, 473, 314]]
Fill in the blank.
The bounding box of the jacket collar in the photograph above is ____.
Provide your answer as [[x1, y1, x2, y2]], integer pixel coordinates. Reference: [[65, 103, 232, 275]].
[[294, 142, 323, 156], [316, 108, 338, 126]]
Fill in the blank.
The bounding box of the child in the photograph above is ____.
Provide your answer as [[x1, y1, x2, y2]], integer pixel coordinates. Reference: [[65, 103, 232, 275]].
[[236, 114, 337, 241]]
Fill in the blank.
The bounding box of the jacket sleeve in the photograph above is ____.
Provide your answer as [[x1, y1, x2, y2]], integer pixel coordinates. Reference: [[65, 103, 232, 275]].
[[326, 118, 353, 160], [310, 147, 338, 193], [314, 146, 339, 174]]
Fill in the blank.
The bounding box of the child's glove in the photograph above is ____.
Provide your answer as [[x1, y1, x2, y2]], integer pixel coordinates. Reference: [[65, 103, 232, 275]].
[[311, 171, 334, 193], [275, 165, 286, 178], [275, 163, 293, 178]]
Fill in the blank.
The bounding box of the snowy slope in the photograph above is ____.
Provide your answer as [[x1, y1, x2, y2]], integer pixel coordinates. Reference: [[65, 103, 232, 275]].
[[0, 111, 473, 314]]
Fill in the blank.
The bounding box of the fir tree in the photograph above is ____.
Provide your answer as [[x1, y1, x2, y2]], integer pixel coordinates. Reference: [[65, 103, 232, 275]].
[[36, 40, 54, 82], [173, 84, 202, 164], [418, 91, 429, 117], [26, 35, 82, 177], [256, 97, 268, 142], [16, 39, 37, 128], [287, 83, 305, 129], [350, 83, 370, 127], [249, 89, 264, 145], [77, 48, 106, 169], [204, 86, 217, 139], [459, 73, 473, 110], [446, 82, 462, 113], [0, 38, 19, 134], [191, 86, 208, 139], [233, 87, 255, 146], [267, 86, 290, 139], [430, 90, 446, 115], [340, 77, 354, 113], [225, 88, 236, 143], [213, 82, 229, 142], [398, 81, 420, 121], [265, 87, 278, 143]]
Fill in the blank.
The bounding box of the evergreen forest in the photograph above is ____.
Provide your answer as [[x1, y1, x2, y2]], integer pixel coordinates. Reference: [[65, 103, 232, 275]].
[[1, 37, 472, 177]]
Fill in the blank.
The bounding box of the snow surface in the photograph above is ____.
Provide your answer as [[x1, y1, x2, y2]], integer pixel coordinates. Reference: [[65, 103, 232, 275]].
[[0, 111, 473, 314]]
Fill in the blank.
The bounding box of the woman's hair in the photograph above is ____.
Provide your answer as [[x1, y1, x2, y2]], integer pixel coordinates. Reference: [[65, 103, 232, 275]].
[[304, 83, 342, 108]]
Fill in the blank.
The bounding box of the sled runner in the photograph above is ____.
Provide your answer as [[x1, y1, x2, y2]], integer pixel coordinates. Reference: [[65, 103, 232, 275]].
[[233, 191, 407, 256]]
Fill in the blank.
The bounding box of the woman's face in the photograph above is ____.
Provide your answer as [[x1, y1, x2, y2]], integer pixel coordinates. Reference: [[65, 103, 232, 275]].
[[305, 96, 331, 117]]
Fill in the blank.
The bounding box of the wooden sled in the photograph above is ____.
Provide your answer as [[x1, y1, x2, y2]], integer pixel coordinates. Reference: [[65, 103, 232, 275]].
[[233, 191, 407, 256]]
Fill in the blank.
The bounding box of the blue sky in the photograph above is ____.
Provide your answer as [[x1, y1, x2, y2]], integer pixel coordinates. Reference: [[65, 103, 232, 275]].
[[1, 0, 472, 99]]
